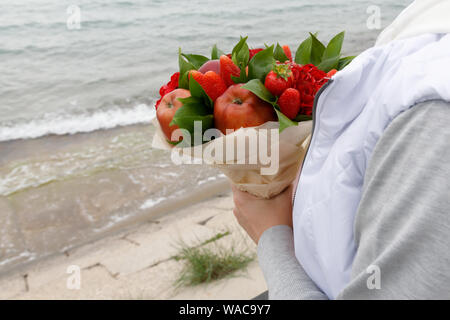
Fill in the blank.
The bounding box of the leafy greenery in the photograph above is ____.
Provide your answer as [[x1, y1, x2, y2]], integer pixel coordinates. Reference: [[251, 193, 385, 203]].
[[171, 77, 214, 145], [247, 45, 275, 82], [231, 36, 250, 68], [181, 53, 210, 70], [309, 33, 326, 66], [211, 44, 225, 60], [242, 79, 276, 105], [173, 33, 355, 136], [317, 55, 341, 73], [273, 43, 289, 63], [294, 31, 354, 72], [231, 36, 250, 84], [295, 36, 313, 65], [275, 109, 299, 132], [170, 98, 213, 135], [338, 55, 355, 70], [321, 31, 345, 62], [178, 48, 196, 89], [243, 80, 307, 133]]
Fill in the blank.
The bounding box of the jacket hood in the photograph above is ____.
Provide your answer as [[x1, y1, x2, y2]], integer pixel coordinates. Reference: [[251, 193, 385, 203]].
[[376, 0, 450, 46]]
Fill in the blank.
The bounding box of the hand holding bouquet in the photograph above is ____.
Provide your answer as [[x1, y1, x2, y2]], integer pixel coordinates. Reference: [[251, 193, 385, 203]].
[[152, 33, 354, 198]]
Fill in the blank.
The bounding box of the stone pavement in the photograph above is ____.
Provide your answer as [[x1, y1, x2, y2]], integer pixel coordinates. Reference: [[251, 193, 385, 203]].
[[0, 192, 267, 300]]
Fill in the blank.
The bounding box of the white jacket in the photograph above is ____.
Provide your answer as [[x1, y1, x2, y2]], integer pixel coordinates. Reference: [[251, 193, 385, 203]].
[[293, 0, 450, 299]]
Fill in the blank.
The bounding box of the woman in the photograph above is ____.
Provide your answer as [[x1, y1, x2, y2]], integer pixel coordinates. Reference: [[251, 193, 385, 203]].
[[233, 0, 450, 299]]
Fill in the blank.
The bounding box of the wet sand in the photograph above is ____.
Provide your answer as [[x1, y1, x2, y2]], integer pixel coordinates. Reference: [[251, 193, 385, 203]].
[[0, 124, 225, 275]]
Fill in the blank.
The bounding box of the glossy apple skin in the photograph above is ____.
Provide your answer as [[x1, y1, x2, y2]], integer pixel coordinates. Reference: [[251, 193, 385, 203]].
[[198, 60, 220, 74], [214, 84, 277, 134], [156, 89, 191, 142]]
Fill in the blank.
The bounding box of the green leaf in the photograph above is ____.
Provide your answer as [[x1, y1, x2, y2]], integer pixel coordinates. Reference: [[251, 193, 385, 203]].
[[247, 45, 275, 82], [293, 114, 313, 122], [273, 43, 289, 63], [295, 36, 312, 65], [317, 55, 340, 72], [322, 31, 345, 62], [338, 56, 355, 70], [188, 76, 213, 109], [178, 71, 190, 90], [230, 37, 250, 85], [171, 74, 214, 145], [211, 44, 225, 60], [178, 48, 195, 89], [171, 98, 214, 137], [232, 37, 248, 57], [231, 36, 250, 68], [181, 54, 210, 70], [231, 66, 248, 84], [275, 109, 298, 133], [242, 79, 276, 105], [309, 33, 326, 65]]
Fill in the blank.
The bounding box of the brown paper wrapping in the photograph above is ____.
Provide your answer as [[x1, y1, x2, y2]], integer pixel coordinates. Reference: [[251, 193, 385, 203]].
[[152, 118, 311, 199]]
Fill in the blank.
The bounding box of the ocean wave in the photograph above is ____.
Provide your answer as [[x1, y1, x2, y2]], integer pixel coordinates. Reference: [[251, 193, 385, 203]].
[[0, 104, 156, 142]]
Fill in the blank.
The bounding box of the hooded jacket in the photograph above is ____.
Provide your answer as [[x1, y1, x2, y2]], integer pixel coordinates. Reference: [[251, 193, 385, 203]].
[[292, 0, 450, 298]]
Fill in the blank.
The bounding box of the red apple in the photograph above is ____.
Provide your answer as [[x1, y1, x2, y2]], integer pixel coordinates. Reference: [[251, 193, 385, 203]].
[[214, 84, 277, 134], [156, 89, 191, 142]]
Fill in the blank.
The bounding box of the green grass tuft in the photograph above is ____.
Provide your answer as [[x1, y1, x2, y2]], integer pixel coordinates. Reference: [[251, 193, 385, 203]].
[[174, 232, 254, 287], [200, 231, 231, 246]]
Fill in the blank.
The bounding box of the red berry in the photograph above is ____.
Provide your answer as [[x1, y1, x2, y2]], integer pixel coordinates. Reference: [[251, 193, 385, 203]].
[[264, 64, 294, 97], [282, 45, 292, 61], [219, 55, 241, 87], [278, 88, 301, 120], [189, 70, 227, 102]]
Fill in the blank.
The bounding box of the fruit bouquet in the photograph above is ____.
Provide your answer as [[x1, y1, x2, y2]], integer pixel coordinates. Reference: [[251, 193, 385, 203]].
[[152, 32, 354, 198]]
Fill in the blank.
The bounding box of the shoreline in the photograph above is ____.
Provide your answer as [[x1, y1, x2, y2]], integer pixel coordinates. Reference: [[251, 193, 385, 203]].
[[0, 177, 230, 278], [0, 188, 266, 300], [0, 121, 228, 276]]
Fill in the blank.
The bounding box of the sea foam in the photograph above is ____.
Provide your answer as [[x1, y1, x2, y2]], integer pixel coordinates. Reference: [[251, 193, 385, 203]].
[[0, 104, 156, 142]]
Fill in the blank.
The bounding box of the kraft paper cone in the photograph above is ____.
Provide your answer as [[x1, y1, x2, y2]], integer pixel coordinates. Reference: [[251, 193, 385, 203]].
[[152, 117, 312, 199]]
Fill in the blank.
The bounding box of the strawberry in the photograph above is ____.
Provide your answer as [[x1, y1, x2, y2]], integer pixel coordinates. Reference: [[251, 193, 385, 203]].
[[264, 63, 294, 97], [220, 55, 240, 87], [327, 69, 337, 77], [282, 45, 292, 61], [278, 88, 301, 120], [189, 70, 227, 102]]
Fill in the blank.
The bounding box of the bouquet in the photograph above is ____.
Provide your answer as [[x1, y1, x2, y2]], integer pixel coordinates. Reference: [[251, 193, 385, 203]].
[[152, 32, 354, 198]]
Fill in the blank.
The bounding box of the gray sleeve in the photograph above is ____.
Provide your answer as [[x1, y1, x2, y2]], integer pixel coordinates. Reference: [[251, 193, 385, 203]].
[[257, 100, 450, 300], [337, 100, 450, 300], [257, 225, 328, 300]]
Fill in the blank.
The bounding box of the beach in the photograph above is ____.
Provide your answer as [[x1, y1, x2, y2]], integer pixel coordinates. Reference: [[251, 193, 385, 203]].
[[0, 190, 268, 300], [0, 0, 412, 298], [0, 122, 227, 275]]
